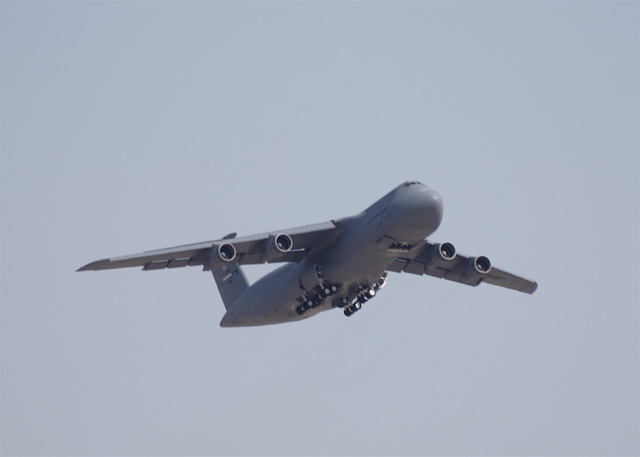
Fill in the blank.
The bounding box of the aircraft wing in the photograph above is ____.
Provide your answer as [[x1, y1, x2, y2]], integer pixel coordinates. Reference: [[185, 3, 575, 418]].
[[77, 221, 340, 272], [386, 240, 537, 294]]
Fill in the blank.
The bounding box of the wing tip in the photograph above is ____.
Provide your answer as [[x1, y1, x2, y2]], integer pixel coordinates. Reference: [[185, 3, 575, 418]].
[[76, 259, 110, 272], [522, 281, 538, 294]]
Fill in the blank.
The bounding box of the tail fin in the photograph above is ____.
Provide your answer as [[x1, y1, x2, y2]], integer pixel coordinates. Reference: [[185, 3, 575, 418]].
[[211, 263, 249, 310]]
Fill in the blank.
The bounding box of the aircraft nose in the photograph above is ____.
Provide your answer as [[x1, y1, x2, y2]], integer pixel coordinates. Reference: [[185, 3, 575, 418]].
[[424, 188, 444, 226], [396, 186, 444, 236]]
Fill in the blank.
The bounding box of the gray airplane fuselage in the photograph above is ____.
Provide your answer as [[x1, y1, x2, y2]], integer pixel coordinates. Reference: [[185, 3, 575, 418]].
[[220, 183, 443, 326], [78, 181, 537, 325]]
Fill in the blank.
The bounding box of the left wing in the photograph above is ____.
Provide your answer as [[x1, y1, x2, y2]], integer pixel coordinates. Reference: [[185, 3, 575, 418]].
[[387, 239, 537, 294], [77, 221, 340, 272]]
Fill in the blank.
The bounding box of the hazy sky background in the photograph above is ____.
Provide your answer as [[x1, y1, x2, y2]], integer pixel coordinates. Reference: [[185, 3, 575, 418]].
[[2, 2, 638, 456]]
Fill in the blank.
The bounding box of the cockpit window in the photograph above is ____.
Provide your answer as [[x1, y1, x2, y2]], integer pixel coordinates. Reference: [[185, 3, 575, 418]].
[[404, 181, 424, 187]]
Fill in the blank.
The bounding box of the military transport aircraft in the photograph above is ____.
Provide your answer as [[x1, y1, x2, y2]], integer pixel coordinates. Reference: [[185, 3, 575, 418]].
[[78, 181, 537, 327]]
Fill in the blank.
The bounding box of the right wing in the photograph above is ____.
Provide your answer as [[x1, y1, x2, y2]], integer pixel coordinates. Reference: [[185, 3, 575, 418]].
[[387, 239, 538, 294], [77, 221, 341, 272]]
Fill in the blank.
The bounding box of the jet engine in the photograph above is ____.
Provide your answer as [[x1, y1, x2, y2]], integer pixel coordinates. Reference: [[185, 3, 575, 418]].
[[203, 242, 237, 270], [271, 233, 293, 253], [461, 255, 492, 285], [424, 242, 457, 269], [471, 255, 491, 274], [264, 233, 293, 261], [216, 243, 237, 262]]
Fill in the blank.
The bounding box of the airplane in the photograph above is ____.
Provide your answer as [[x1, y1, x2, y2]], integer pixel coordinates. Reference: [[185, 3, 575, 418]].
[[78, 181, 537, 327]]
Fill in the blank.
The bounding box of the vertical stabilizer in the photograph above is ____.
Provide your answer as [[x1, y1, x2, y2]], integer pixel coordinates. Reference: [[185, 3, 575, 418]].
[[211, 263, 249, 310]]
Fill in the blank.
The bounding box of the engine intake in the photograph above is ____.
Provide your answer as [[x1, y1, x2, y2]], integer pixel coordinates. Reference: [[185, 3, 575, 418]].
[[265, 233, 293, 260], [216, 243, 237, 262], [461, 255, 492, 285], [203, 242, 237, 270], [424, 242, 457, 270], [437, 242, 457, 261], [272, 233, 293, 253], [472, 255, 492, 274]]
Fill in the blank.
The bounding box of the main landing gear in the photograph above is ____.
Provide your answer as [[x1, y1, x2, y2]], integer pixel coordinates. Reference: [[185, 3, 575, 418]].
[[295, 272, 389, 318], [341, 273, 388, 318], [295, 284, 339, 315]]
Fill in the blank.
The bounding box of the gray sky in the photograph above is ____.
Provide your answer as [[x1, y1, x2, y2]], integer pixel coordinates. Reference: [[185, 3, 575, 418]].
[[1, 2, 638, 456]]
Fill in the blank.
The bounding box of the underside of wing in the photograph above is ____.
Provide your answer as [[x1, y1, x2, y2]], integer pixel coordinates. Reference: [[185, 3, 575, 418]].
[[387, 240, 537, 294], [77, 240, 218, 272], [78, 221, 340, 272]]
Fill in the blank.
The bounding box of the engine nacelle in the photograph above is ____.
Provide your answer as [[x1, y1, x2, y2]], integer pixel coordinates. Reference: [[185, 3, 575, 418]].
[[265, 233, 293, 258], [424, 242, 457, 269], [461, 255, 492, 285], [216, 243, 237, 262], [203, 243, 237, 270], [471, 255, 491, 274], [214, 243, 236, 263]]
